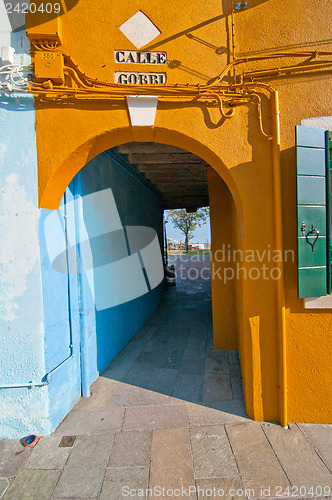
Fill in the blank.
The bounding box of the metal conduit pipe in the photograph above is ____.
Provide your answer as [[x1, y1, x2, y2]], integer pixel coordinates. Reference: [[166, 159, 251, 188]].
[[73, 174, 91, 399], [0, 191, 75, 390], [270, 90, 288, 429], [28, 45, 332, 99], [0, 349, 74, 389]]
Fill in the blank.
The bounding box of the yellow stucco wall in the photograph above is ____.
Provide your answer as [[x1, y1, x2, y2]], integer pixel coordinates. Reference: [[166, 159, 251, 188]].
[[27, 0, 332, 424], [207, 167, 238, 351]]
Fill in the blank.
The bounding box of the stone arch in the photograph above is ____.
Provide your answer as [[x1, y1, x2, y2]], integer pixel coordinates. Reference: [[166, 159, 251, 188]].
[[39, 125, 244, 225], [40, 124, 248, 415]]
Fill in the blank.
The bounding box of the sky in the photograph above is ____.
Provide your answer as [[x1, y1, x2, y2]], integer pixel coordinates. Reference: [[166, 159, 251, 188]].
[[164, 211, 211, 244]]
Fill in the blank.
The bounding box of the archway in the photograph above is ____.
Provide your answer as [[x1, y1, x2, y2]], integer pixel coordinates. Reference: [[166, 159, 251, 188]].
[[38, 126, 243, 216], [40, 134, 245, 428]]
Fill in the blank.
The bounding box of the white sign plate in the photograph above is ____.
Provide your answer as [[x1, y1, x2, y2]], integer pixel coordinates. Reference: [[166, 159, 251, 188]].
[[114, 50, 167, 65], [114, 72, 167, 84]]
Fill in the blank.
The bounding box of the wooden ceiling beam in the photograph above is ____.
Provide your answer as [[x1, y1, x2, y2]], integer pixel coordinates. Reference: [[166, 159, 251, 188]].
[[143, 176, 206, 182], [158, 191, 208, 196], [147, 169, 206, 174], [138, 165, 205, 173], [128, 153, 203, 164], [163, 202, 209, 209], [163, 196, 209, 202], [157, 182, 208, 188], [143, 170, 206, 176], [116, 143, 187, 154]]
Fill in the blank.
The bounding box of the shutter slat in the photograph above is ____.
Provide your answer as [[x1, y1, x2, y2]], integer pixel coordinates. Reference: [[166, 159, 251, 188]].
[[297, 207, 326, 237], [297, 147, 326, 176], [298, 268, 327, 298], [298, 236, 327, 267], [297, 176, 326, 205], [296, 125, 328, 298], [296, 126, 326, 148]]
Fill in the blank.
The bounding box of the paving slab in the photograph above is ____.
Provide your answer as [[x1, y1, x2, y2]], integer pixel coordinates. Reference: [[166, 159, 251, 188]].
[[297, 423, 332, 473], [0, 478, 9, 499], [24, 436, 71, 470], [205, 350, 230, 374], [195, 477, 247, 499], [142, 339, 168, 354], [206, 334, 214, 349], [230, 364, 241, 378], [226, 422, 290, 497], [100, 467, 149, 500], [166, 339, 189, 355], [108, 430, 152, 467], [183, 337, 207, 361], [159, 349, 184, 369], [132, 325, 156, 341], [73, 377, 119, 411], [0, 440, 31, 477], [204, 400, 248, 414], [228, 351, 240, 365], [123, 403, 189, 431], [190, 425, 239, 479], [179, 359, 205, 375], [150, 428, 195, 497], [101, 363, 130, 382], [135, 351, 161, 364], [262, 423, 332, 490], [267, 497, 332, 500], [185, 402, 249, 426], [115, 340, 146, 361], [231, 377, 244, 400], [52, 434, 113, 498], [172, 373, 203, 403], [107, 383, 174, 408], [101, 342, 145, 381], [202, 374, 232, 402], [3, 469, 60, 500], [122, 362, 155, 387], [146, 367, 178, 395], [53, 407, 124, 435]]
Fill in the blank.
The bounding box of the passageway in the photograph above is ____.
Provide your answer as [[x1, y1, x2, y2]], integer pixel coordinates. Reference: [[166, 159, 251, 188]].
[[44, 138, 243, 433], [55, 254, 247, 436]]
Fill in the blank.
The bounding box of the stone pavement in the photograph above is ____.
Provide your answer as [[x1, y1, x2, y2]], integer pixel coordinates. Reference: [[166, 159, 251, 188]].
[[1, 254, 332, 499]]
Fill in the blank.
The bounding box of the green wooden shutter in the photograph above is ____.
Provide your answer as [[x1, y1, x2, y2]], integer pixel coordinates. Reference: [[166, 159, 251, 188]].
[[296, 125, 331, 298]]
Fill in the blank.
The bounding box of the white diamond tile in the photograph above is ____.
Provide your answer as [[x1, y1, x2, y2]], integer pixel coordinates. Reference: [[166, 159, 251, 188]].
[[119, 11, 160, 49]]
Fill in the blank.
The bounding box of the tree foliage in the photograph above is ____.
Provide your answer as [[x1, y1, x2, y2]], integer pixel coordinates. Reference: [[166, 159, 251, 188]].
[[165, 207, 209, 252]]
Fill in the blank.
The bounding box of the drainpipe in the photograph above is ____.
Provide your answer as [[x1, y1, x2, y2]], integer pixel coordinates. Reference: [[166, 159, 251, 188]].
[[270, 90, 288, 429], [230, 5, 236, 79], [74, 174, 91, 398]]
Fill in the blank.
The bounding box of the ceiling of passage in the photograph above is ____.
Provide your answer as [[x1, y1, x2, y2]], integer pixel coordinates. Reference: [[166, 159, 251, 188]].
[[114, 142, 210, 210]]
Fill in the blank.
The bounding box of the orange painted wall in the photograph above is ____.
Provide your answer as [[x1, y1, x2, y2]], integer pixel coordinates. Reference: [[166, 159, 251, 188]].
[[207, 168, 238, 351], [27, 0, 332, 423]]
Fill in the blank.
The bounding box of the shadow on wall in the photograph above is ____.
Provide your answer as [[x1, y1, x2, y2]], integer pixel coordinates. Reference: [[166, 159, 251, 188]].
[[41, 149, 165, 388], [0, 96, 33, 111]]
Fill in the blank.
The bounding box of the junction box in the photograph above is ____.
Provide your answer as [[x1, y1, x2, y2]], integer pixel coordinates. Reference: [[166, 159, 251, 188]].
[[34, 51, 64, 84]]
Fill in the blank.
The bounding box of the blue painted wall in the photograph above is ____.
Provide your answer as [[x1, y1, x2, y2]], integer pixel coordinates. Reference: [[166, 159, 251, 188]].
[[71, 150, 164, 375], [39, 190, 83, 432], [0, 94, 164, 437], [0, 95, 51, 438], [2, 5, 165, 439], [37, 148, 164, 433]]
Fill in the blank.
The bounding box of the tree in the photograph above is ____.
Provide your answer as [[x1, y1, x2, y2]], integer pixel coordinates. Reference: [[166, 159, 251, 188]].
[[166, 207, 209, 252]]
